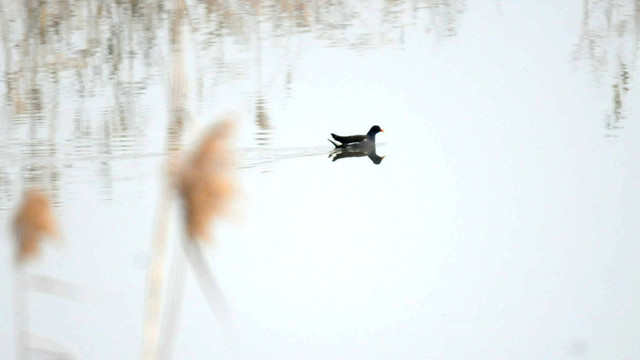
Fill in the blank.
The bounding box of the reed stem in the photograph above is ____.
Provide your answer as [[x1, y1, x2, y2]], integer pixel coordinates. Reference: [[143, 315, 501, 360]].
[[184, 239, 235, 357], [13, 264, 28, 360], [141, 181, 175, 360], [156, 227, 189, 360]]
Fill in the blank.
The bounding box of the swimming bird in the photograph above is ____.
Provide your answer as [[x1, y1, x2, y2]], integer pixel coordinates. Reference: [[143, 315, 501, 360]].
[[328, 125, 384, 148]]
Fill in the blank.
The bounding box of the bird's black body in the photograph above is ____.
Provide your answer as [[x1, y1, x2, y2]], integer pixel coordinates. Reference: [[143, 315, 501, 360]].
[[328, 125, 383, 148], [327, 125, 385, 165], [330, 134, 367, 145]]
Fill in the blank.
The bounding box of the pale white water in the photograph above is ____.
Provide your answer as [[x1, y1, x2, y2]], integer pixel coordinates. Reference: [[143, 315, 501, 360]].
[[1, 0, 640, 359]]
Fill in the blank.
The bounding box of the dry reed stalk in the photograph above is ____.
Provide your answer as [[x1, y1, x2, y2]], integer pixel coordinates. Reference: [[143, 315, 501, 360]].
[[13, 266, 27, 360], [183, 239, 234, 350], [156, 233, 189, 360], [141, 178, 175, 360], [142, 4, 189, 357], [12, 188, 58, 360], [154, 118, 237, 360]]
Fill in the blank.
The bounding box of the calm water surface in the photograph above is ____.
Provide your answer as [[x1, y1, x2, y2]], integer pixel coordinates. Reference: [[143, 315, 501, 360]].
[[1, 0, 640, 359]]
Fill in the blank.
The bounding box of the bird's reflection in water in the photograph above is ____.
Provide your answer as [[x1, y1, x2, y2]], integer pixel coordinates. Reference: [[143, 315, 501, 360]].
[[329, 145, 385, 165]]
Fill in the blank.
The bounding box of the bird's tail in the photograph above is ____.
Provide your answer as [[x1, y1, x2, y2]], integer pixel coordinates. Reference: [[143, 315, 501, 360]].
[[328, 139, 341, 148]]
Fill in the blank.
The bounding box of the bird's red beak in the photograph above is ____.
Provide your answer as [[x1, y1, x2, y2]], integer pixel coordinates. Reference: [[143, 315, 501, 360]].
[[380, 129, 384, 132]]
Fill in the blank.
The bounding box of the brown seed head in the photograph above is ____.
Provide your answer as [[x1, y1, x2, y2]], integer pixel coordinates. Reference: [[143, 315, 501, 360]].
[[12, 189, 58, 262], [178, 118, 236, 242]]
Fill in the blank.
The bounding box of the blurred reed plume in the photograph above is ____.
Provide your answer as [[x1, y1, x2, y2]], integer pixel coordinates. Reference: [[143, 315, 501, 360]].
[[12, 189, 58, 263], [11, 189, 77, 360], [144, 117, 237, 360], [178, 118, 236, 242]]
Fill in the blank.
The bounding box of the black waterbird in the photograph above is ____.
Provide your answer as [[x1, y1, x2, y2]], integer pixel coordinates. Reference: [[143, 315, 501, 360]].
[[328, 125, 384, 148], [328, 125, 385, 164]]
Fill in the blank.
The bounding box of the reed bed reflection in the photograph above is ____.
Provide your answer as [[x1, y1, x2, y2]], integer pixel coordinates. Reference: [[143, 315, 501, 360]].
[[573, 0, 640, 134], [0, 0, 466, 211]]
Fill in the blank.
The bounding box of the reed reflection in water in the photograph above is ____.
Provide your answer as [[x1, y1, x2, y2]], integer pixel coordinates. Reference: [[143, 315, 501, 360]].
[[2, 0, 640, 359], [0, 0, 466, 209], [573, 0, 640, 135]]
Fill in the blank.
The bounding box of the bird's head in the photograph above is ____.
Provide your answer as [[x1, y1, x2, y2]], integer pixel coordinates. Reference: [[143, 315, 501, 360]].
[[368, 125, 384, 137]]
